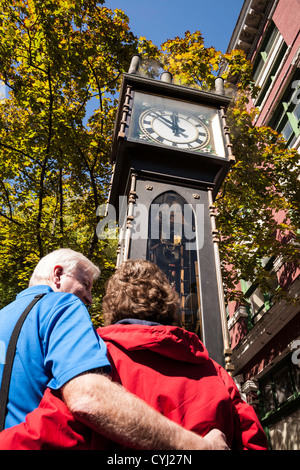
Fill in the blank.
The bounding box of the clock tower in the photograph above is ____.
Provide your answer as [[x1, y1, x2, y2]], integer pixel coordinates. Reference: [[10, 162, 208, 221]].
[[107, 56, 235, 371]]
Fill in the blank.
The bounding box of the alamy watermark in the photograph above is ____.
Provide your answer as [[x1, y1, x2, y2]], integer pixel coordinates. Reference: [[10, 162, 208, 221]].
[[291, 340, 300, 366], [291, 80, 300, 104], [96, 196, 204, 251]]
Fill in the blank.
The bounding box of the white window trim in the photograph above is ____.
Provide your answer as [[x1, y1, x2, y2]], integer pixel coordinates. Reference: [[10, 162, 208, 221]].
[[253, 33, 289, 109]]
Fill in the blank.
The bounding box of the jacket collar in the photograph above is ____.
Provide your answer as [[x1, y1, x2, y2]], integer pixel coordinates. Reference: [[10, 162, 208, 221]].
[[116, 318, 161, 326]]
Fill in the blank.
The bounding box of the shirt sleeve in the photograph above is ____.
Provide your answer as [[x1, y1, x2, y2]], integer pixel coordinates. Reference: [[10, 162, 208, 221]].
[[40, 293, 111, 390]]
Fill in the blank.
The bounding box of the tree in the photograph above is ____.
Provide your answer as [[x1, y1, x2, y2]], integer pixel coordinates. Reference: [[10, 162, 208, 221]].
[[0, 0, 139, 315]]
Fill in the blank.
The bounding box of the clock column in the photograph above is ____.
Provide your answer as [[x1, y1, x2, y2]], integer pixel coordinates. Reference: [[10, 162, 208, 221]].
[[107, 56, 234, 372]]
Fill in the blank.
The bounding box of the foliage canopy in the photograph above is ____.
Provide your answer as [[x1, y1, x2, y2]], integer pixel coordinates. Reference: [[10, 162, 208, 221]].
[[0, 0, 139, 318]]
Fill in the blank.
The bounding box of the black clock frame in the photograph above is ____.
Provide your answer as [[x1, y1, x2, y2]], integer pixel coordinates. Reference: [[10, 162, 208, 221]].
[[110, 72, 234, 210], [108, 69, 234, 370]]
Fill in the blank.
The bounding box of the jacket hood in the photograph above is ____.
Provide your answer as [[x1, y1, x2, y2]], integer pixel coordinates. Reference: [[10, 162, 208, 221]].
[[98, 322, 209, 364]]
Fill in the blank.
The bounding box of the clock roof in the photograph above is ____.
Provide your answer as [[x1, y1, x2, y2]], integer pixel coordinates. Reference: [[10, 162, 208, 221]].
[[121, 73, 231, 106]]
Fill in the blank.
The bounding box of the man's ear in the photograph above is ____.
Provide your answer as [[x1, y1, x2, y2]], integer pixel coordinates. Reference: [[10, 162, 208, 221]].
[[53, 265, 64, 288]]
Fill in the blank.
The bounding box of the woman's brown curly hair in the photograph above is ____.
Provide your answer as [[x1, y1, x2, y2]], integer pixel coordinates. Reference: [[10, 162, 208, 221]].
[[102, 259, 180, 325]]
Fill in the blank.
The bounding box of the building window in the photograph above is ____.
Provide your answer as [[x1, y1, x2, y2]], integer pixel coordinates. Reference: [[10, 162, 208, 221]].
[[259, 355, 300, 422], [274, 365, 295, 405], [262, 381, 276, 414], [270, 70, 300, 148], [253, 23, 279, 81], [239, 258, 279, 327], [252, 22, 288, 108]]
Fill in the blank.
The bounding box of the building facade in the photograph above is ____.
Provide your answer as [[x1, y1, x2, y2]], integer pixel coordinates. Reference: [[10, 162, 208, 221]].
[[226, 0, 300, 450]]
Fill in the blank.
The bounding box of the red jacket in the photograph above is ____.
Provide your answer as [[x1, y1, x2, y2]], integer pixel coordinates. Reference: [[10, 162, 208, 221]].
[[0, 323, 268, 450]]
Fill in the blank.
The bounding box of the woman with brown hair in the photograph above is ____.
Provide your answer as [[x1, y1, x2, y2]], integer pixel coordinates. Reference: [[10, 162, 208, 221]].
[[100, 259, 268, 450], [102, 258, 179, 326]]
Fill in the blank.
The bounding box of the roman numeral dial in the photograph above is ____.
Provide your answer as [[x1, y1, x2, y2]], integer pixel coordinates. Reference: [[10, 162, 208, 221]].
[[139, 109, 210, 150]]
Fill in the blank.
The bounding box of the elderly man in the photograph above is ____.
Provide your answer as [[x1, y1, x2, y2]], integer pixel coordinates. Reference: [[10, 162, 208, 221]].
[[0, 249, 228, 450]]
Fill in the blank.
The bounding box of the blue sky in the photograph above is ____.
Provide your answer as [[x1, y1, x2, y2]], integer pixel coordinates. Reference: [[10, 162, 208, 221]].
[[104, 0, 244, 52]]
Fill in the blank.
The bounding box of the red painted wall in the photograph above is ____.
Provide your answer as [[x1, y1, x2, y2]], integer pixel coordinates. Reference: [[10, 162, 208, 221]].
[[273, 0, 300, 46]]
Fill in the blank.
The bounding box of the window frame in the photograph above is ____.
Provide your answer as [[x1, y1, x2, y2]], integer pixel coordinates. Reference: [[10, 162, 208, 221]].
[[258, 355, 300, 425], [252, 22, 288, 108], [270, 70, 300, 148]]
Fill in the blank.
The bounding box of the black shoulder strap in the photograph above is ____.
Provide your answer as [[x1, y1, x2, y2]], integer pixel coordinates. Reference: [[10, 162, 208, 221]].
[[0, 293, 46, 431]]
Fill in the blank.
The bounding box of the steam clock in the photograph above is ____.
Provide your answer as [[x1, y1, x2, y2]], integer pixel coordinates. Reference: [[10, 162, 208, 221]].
[[108, 56, 235, 370]]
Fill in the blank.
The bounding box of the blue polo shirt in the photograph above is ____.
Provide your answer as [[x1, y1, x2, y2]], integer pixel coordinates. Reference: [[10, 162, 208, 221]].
[[0, 285, 111, 429]]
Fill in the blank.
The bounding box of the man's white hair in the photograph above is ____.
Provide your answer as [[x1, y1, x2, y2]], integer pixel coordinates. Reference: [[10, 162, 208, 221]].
[[29, 248, 100, 287]]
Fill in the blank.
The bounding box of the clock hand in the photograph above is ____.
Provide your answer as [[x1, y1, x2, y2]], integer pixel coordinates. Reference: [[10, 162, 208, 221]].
[[151, 111, 188, 138], [152, 111, 185, 134], [152, 112, 174, 129], [171, 113, 188, 138], [171, 114, 180, 136]]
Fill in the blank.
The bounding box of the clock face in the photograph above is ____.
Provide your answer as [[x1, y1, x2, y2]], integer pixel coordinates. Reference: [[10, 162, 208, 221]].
[[128, 92, 225, 158], [139, 109, 210, 150]]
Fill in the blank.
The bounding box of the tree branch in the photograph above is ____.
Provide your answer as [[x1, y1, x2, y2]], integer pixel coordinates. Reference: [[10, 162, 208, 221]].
[[0, 141, 43, 167], [0, 211, 22, 226], [36, 64, 54, 258]]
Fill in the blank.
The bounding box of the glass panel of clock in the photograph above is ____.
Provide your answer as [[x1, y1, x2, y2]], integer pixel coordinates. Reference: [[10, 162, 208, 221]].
[[128, 92, 225, 158]]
